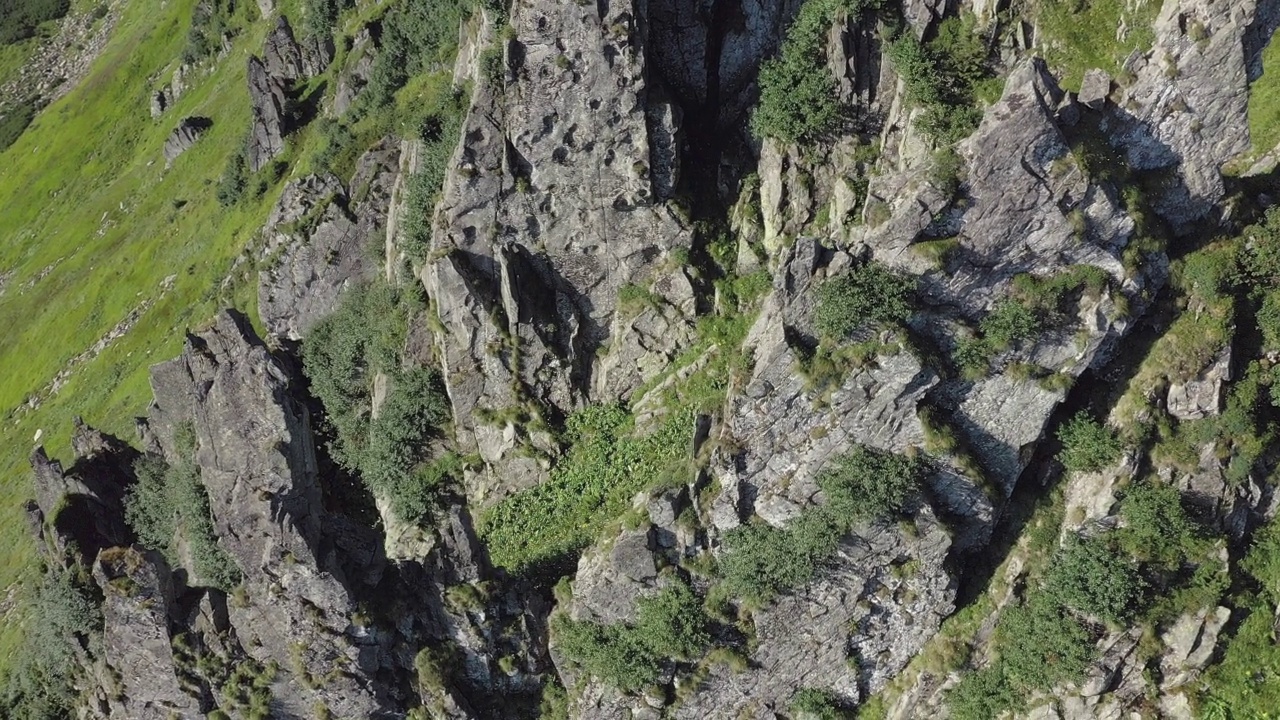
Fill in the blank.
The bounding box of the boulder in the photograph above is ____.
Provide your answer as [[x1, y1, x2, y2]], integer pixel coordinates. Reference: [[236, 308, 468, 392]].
[[1167, 344, 1231, 420], [1078, 68, 1112, 109], [162, 116, 212, 167]]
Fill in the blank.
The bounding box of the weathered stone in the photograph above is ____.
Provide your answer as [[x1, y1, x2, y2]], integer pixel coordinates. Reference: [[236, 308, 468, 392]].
[[1167, 343, 1231, 420], [1078, 68, 1112, 109], [246, 55, 287, 172], [163, 116, 211, 167]]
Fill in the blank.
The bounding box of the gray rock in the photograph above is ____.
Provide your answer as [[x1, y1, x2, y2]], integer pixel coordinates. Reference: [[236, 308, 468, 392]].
[[246, 55, 288, 172], [94, 547, 202, 719], [264, 15, 332, 82], [163, 116, 211, 167], [1167, 343, 1231, 420], [1078, 68, 1112, 109], [333, 27, 376, 116], [1160, 606, 1230, 688]]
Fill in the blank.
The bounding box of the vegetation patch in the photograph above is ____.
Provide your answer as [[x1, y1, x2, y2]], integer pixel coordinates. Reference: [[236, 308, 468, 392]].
[[0, 0, 70, 46], [1055, 413, 1122, 473], [553, 581, 709, 692], [887, 14, 996, 142], [719, 446, 926, 605], [752, 0, 879, 142], [1034, 0, 1159, 91]]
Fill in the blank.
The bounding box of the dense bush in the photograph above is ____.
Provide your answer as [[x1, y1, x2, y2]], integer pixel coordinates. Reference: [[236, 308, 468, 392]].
[[0, 569, 101, 719], [813, 262, 915, 340], [886, 14, 990, 142], [720, 446, 924, 604], [124, 424, 242, 590], [0, 100, 36, 153], [480, 405, 692, 570], [554, 582, 709, 691], [216, 147, 249, 207], [182, 0, 235, 66], [945, 666, 1019, 720], [1116, 481, 1199, 568], [1044, 535, 1145, 624], [363, 0, 468, 110], [301, 0, 353, 40], [996, 593, 1092, 690], [1056, 413, 1122, 473], [790, 687, 853, 719], [0, 0, 70, 45], [752, 0, 879, 142], [304, 282, 454, 523]]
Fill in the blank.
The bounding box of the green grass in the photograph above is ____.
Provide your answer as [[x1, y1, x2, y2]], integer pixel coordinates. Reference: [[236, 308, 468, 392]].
[[1248, 38, 1280, 156], [1035, 0, 1159, 91]]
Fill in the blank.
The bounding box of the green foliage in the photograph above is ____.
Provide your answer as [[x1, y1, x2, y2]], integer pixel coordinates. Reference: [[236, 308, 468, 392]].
[[1247, 34, 1280, 157], [945, 666, 1019, 720], [1056, 413, 1122, 473], [216, 146, 249, 207], [0, 100, 35, 153], [813, 262, 915, 341], [1044, 535, 1145, 624], [554, 581, 709, 692], [400, 96, 467, 261], [819, 445, 927, 522], [182, 0, 235, 66], [362, 0, 469, 110], [980, 299, 1040, 351], [1034, 0, 1158, 90], [301, 0, 352, 40], [995, 593, 1092, 691], [1116, 481, 1199, 568], [752, 0, 878, 142], [304, 282, 453, 523], [790, 687, 853, 719], [720, 446, 924, 604], [480, 405, 693, 570], [0, 568, 101, 719], [886, 14, 990, 142], [0, 0, 69, 45], [124, 424, 241, 590]]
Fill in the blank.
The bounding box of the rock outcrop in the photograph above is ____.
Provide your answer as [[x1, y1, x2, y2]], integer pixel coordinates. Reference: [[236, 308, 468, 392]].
[[246, 55, 289, 172], [163, 116, 212, 167]]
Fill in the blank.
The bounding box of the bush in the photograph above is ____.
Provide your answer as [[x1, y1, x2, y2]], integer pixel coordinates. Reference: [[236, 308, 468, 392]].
[[400, 96, 467, 261], [946, 665, 1019, 720], [887, 14, 990, 142], [813, 262, 915, 340], [216, 147, 249, 207], [1116, 481, 1199, 568], [1056, 413, 1122, 473], [0, 0, 70, 45], [818, 445, 927, 521], [182, 0, 234, 66], [981, 299, 1041, 351], [752, 0, 879, 142], [996, 593, 1092, 691], [124, 424, 241, 590], [554, 581, 709, 692], [363, 0, 469, 110], [303, 282, 454, 523], [790, 687, 853, 719], [0, 100, 36, 153], [302, 0, 352, 40], [1045, 535, 1146, 624]]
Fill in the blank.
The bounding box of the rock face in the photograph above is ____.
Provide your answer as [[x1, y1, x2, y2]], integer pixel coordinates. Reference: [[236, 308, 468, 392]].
[[264, 16, 333, 82], [258, 140, 401, 341], [423, 2, 702, 504], [246, 55, 289, 172], [1077, 68, 1111, 109], [163, 116, 212, 167]]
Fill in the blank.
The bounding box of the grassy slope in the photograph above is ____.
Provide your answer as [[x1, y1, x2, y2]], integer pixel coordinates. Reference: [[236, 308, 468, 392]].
[[1035, 0, 1158, 91], [1249, 38, 1280, 156], [0, 0, 286, 669]]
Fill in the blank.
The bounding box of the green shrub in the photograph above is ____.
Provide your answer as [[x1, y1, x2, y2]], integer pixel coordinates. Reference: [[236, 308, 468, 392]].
[[887, 14, 990, 142], [0, 568, 101, 719], [0, 100, 36, 153], [362, 0, 469, 110], [554, 581, 709, 692], [1056, 413, 1122, 473], [124, 424, 241, 590], [752, 0, 879, 142], [945, 665, 1019, 720], [401, 98, 467, 261], [216, 147, 249, 207], [980, 299, 1040, 351], [303, 282, 455, 523], [1044, 535, 1146, 624], [0, 0, 70, 45], [813, 262, 915, 340], [301, 0, 352, 40], [818, 445, 927, 522], [790, 687, 852, 719], [1116, 481, 1199, 568], [182, 0, 234, 66], [996, 593, 1092, 691]]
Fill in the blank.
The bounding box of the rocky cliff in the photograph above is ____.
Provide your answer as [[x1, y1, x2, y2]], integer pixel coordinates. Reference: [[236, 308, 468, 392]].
[[13, 0, 1280, 718]]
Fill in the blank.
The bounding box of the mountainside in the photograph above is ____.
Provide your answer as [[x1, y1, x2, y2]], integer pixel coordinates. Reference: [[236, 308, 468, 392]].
[[4, 0, 1280, 718]]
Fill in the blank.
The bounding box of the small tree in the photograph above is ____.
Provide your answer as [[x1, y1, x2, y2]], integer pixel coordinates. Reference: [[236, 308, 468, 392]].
[[813, 263, 915, 340], [1056, 414, 1122, 473]]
